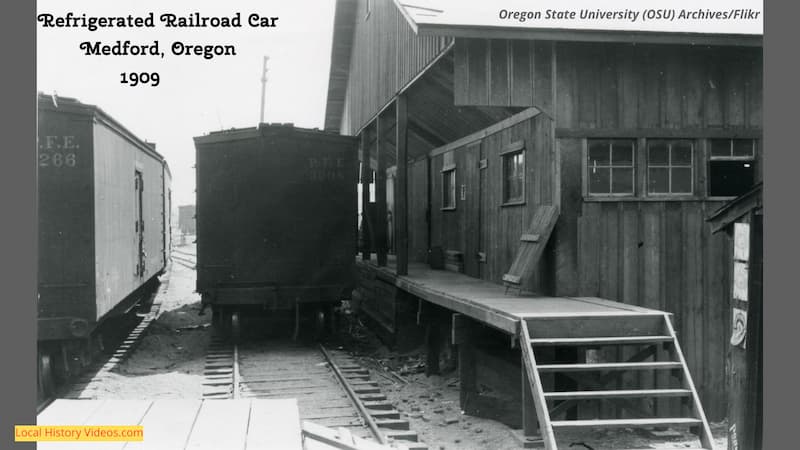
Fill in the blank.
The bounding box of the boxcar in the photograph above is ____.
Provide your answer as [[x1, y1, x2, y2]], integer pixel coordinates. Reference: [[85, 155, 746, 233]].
[[37, 93, 172, 387], [194, 124, 357, 339]]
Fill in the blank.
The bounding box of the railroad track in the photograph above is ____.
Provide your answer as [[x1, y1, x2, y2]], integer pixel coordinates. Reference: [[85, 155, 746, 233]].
[[171, 248, 197, 270], [202, 338, 427, 449]]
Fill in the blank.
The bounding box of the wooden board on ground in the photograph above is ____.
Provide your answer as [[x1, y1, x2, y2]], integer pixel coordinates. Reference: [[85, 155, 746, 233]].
[[502, 205, 559, 290], [37, 399, 303, 450], [125, 400, 202, 450]]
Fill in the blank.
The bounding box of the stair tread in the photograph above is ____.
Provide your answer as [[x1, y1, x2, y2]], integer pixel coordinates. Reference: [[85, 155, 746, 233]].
[[550, 418, 702, 428], [530, 336, 673, 345], [545, 389, 691, 399], [537, 362, 682, 372]]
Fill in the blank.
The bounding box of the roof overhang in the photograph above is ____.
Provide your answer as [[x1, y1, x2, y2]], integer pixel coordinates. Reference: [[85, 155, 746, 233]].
[[324, 0, 359, 133]]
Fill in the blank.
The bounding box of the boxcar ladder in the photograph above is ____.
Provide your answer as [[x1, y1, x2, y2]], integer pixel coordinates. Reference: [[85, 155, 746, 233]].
[[518, 313, 715, 449]]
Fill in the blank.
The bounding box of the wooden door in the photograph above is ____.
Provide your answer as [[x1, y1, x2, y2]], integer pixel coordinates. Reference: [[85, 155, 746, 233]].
[[464, 141, 482, 278]]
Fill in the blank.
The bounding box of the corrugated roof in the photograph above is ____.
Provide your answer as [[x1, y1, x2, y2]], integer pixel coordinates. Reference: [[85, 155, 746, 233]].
[[394, 0, 762, 45]]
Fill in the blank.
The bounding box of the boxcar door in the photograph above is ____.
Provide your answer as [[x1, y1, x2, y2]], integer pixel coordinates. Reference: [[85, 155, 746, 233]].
[[463, 141, 483, 278], [134, 170, 144, 277]]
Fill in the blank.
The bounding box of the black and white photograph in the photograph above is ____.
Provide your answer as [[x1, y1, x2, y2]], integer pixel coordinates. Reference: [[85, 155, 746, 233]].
[[32, 0, 763, 449]]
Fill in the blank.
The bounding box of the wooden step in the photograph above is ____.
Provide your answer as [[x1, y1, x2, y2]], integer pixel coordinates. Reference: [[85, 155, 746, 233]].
[[537, 362, 682, 372], [530, 336, 673, 346], [550, 418, 702, 429], [544, 389, 691, 400]]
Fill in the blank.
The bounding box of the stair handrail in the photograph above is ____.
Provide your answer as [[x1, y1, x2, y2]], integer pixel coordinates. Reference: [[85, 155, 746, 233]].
[[519, 318, 558, 449], [663, 313, 715, 450]]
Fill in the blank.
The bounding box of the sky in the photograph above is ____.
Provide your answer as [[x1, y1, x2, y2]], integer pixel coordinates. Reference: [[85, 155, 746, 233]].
[[37, 0, 338, 210]]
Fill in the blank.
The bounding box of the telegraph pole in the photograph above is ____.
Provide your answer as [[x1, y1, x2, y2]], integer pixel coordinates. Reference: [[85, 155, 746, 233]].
[[259, 56, 269, 124]]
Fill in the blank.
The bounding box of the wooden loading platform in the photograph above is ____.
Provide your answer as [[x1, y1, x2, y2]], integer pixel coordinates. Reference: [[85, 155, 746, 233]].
[[356, 259, 715, 449]]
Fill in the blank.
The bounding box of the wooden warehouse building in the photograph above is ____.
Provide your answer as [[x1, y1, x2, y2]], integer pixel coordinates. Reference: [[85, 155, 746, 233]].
[[325, 0, 762, 446]]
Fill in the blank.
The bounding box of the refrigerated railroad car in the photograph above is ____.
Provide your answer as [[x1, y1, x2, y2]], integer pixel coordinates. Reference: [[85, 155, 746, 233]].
[[194, 124, 357, 339], [37, 93, 172, 388]]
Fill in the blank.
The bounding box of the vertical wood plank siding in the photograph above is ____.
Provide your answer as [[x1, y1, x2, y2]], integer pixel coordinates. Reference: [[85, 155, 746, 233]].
[[439, 38, 760, 420], [454, 39, 554, 112], [575, 201, 731, 419], [555, 43, 761, 130], [454, 39, 762, 133], [341, 0, 453, 136]]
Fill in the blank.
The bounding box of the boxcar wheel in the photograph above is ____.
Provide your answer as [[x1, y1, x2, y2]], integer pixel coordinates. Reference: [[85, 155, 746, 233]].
[[313, 307, 326, 341], [211, 308, 222, 335], [230, 311, 241, 344], [38, 353, 55, 399]]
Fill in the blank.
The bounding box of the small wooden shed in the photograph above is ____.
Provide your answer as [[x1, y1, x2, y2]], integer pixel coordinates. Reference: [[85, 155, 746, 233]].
[[707, 183, 763, 450]]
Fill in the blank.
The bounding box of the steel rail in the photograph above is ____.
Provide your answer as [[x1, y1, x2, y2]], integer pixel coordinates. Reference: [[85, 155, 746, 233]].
[[319, 344, 387, 445]]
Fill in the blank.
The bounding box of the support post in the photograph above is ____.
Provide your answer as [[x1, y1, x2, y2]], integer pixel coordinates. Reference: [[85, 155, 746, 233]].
[[522, 360, 539, 436], [360, 131, 372, 261], [453, 314, 477, 414], [425, 321, 441, 376], [376, 114, 388, 267], [395, 95, 409, 275]]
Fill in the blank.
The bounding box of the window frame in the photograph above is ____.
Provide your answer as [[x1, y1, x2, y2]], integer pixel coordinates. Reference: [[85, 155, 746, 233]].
[[500, 140, 526, 207], [441, 152, 456, 211], [584, 138, 637, 198], [706, 138, 757, 199], [646, 139, 695, 196]]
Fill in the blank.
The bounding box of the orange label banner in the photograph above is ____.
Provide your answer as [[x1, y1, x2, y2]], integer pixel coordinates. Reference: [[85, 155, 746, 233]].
[[15, 426, 144, 442]]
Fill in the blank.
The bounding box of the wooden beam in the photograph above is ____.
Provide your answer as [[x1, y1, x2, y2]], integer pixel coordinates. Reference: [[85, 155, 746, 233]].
[[556, 127, 763, 139], [415, 24, 763, 48], [360, 132, 372, 261], [428, 107, 541, 158], [352, 41, 456, 138], [376, 114, 388, 267], [396, 94, 409, 276]]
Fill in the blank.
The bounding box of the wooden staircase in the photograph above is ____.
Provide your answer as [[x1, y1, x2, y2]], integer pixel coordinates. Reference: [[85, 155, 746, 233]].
[[518, 313, 715, 450]]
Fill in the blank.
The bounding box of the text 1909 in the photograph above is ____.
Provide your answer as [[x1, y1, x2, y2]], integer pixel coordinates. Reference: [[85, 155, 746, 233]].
[[120, 72, 160, 87]]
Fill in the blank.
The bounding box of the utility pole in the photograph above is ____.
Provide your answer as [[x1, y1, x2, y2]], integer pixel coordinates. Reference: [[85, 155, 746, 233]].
[[259, 56, 269, 124]]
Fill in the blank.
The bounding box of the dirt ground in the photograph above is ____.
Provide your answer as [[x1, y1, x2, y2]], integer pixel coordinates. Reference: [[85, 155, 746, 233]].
[[70, 237, 729, 449], [71, 238, 211, 400]]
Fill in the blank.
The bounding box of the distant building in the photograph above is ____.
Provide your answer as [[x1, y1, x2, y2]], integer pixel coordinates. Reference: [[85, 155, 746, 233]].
[[178, 205, 196, 235]]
